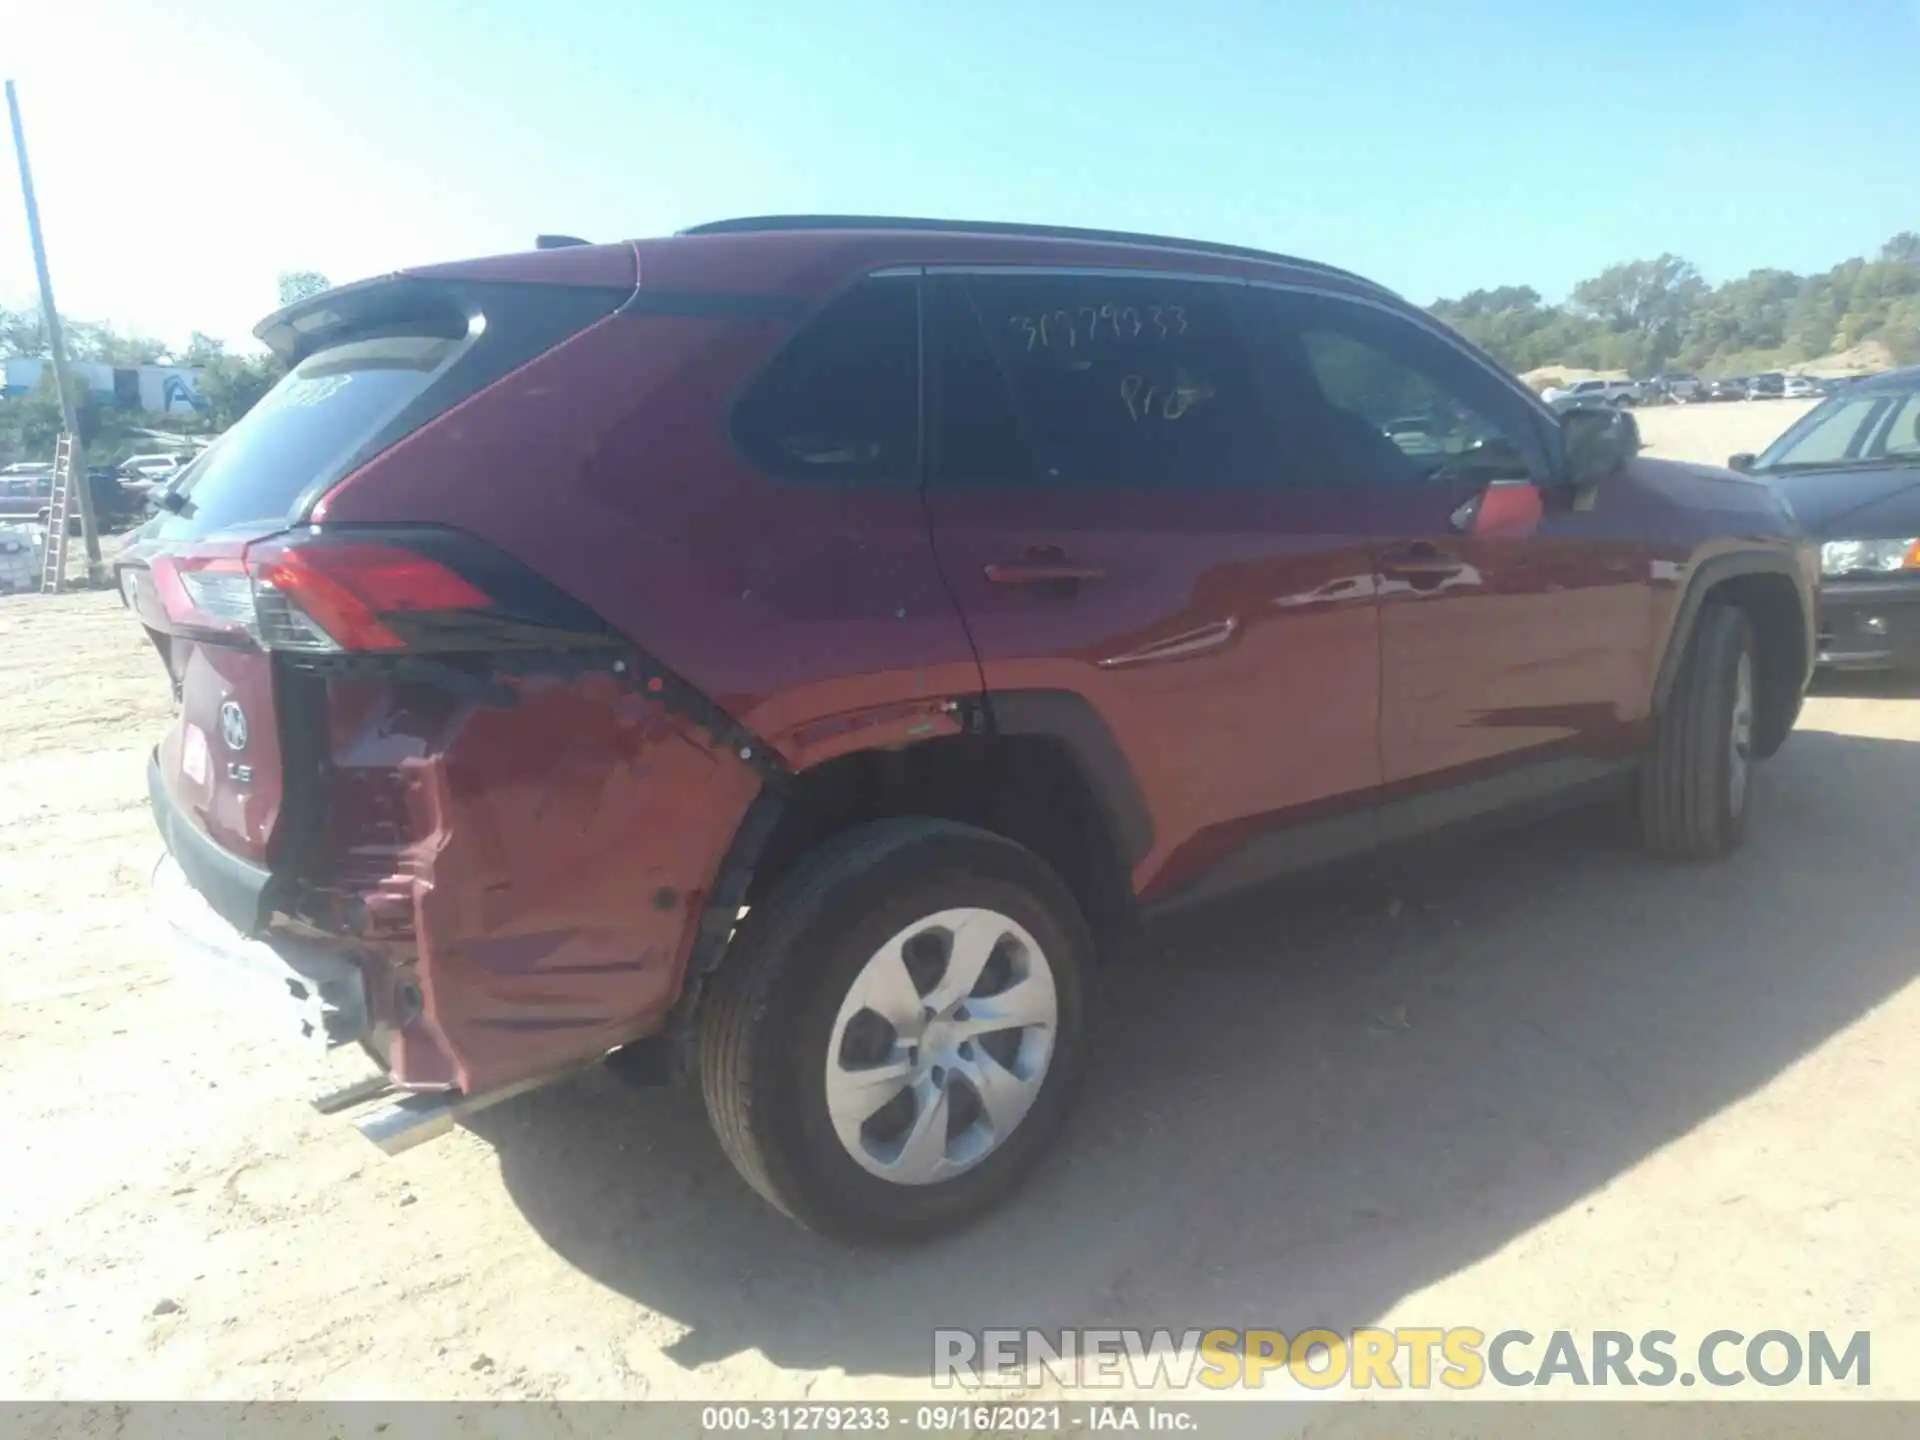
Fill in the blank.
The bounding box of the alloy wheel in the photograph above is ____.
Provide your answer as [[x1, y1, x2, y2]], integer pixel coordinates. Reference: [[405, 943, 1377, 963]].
[[824, 907, 1058, 1186]]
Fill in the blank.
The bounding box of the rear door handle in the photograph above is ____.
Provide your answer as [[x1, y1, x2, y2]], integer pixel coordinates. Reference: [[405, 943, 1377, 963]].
[[1380, 543, 1464, 578], [984, 547, 1105, 591], [984, 561, 1107, 585]]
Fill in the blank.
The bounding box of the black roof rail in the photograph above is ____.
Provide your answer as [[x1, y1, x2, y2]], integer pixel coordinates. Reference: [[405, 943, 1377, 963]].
[[536, 234, 592, 249], [676, 214, 1387, 291]]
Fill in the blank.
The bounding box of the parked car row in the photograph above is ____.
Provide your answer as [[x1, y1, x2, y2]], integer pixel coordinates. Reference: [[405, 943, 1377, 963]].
[[0, 459, 171, 533], [1682, 371, 1845, 403], [1542, 373, 1860, 411]]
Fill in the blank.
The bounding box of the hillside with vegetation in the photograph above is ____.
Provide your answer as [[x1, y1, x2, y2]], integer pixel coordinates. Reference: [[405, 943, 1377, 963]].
[[1429, 233, 1920, 381]]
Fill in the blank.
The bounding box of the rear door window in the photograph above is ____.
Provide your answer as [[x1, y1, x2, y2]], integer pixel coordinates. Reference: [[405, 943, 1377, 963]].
[[1869, 391, 1920, 458], [732, 277, 920, 486], [926, 276, 1033, 486], [1759, 395, 1889, 467], [936, 272, 1275, 492]]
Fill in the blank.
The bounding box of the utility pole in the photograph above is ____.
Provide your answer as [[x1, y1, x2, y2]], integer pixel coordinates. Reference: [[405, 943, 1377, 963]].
[[7, 79, 100, 575]]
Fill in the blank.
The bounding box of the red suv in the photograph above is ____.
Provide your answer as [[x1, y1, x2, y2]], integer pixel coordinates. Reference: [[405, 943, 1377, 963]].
[[123, 217, 1817, 1241]]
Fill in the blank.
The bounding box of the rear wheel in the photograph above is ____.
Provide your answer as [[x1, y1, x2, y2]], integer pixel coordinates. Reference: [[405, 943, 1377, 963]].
[[698, 819, 1090, 1241], [1640, 602, 1757, 860]]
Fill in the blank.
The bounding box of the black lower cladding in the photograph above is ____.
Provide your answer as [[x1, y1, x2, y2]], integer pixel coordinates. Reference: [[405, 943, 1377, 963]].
[[1818, 583, 1920, 670], [148, 750, 271, 935]]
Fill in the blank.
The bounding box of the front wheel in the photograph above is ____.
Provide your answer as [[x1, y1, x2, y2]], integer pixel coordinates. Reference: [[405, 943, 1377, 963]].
[[1640, 602, 1757, 860], [698, 819, 1090, 1242]]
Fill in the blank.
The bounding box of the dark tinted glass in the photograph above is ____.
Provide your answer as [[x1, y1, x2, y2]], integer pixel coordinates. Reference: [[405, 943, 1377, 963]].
[[167, 333, 462, 532], [734, 278, 920, 485], [927, 277, 1034, 486], [1880, 390, 1920, 457], [1756, 393, 1889, 468], [949, 274, 1274, 491], [1241, 289, 1547, 490]]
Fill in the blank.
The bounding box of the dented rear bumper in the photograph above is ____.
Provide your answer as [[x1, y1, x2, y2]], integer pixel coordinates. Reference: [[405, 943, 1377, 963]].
[[154, 852, 371, 1047], [155, 850, 587, 1153], [149, 649, 771, 1139]]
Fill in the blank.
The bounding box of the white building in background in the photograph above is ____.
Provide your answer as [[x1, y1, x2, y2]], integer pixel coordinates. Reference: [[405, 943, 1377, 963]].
[[2, 356, 206, 416]]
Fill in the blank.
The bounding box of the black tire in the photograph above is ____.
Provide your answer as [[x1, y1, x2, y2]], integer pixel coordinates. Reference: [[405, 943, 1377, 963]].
[[698, 818, 1091, 1242], [1640, 602, 1757, 861]]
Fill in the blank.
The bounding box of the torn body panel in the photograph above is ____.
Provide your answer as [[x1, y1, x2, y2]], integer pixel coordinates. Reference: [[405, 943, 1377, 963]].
[[287, 659, 765, 1095]]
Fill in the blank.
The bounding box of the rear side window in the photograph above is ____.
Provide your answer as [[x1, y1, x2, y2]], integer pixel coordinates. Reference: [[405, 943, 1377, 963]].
[[167, 332, 464, 534], [733, 278, 920, 485], [151, 280, 628, 539], [1758, 394, 1888, 468], [1873, 391, 1920, 458], [936, 273, 1275, 491]]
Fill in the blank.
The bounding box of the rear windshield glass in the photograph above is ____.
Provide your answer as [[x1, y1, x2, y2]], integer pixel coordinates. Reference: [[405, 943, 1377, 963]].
[[162, 333, 461, 534]]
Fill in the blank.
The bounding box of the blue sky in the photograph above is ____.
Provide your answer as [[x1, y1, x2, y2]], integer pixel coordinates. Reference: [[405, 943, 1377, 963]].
[[4, 0, 1915, 347]]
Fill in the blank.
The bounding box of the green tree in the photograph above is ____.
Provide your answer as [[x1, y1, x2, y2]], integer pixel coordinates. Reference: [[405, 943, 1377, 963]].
[[1430, 232, 1920, 376], [0, 369, 108, 462], [1569, 254, 1707, 369], [183, 331, 227, 365], [1880, 233, 1920, 268], [0, 305, 49, 357]]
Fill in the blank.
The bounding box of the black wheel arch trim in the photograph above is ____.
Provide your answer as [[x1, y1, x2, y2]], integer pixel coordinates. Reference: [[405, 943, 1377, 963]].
[[665, 785, 788, 1076], [1652, 549, 1813, 715], [665, 686, 1152, 1074], [980, 689, 1155, 868]]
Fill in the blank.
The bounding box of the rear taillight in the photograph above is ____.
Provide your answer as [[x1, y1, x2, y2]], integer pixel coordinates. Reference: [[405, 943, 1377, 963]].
[[151, 554, 256, 641], [147, 527, 618, 655], [246, 539, 491, 652]]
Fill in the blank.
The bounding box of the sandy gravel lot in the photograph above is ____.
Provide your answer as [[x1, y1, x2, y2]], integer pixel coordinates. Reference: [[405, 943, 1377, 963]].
[[6, 395, 1918, 1406], [1632, 394, 1818, 464]]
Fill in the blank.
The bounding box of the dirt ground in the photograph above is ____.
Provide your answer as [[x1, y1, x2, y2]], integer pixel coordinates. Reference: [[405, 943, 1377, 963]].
[[6, 396, 1918, 1404]]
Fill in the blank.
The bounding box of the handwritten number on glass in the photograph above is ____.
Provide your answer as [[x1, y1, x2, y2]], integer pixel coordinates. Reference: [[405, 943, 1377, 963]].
[[1010, 301, 1188, 350], [1121, 373, 1202, 421]]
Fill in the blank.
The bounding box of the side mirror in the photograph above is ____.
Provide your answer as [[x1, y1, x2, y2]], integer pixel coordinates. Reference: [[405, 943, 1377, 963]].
[[1728, 452, 1756, 474], [1561, 404, 1641, 490]]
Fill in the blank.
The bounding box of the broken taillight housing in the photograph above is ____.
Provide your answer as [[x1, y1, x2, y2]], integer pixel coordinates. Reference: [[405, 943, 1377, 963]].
[[147, 527, 619, 655]]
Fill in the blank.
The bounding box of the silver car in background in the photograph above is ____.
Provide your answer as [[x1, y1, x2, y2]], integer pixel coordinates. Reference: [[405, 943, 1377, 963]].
[[1539, 377, 1644, 410]]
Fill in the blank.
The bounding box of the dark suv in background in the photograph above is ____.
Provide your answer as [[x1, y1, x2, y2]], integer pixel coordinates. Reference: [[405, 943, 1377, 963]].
[[121, 216, 1817, 1241]]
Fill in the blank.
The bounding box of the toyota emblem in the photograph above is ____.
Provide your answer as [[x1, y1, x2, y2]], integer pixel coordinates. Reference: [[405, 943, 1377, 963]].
[[218, 700, 249, 751]]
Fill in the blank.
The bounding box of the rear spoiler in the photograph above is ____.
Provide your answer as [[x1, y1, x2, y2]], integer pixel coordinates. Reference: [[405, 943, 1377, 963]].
[[253, 276, 459, 366], [255, 244, 642, 364]]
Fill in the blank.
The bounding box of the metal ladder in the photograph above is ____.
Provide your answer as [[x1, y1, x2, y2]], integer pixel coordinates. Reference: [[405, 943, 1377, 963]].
[[38, 431, 75, 593]]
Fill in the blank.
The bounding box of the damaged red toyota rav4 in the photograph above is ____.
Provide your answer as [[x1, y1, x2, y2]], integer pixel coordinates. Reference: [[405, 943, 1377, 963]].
[[121, 217, 1817, 1241]]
